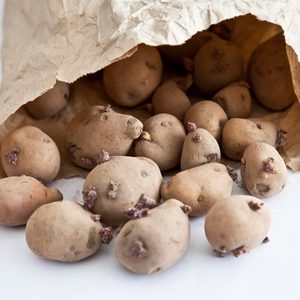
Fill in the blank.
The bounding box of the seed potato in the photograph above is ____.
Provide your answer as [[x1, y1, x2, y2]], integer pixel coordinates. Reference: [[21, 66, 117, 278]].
[[0, 126, 61, 183], [161, 163, 233, 216], [114, 199, 190, 274]]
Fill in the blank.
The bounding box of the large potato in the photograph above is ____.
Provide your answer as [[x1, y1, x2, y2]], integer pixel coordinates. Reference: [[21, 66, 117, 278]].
[[26, 201, 112, 262], [65, 106, 143, 169], [222, 118, 277, 160], [184, 101, 227, 142], [83, 156, 162, 225], [249, 34, 297, 110], [193, 37, 244, 96], [241, 142, 287, 198], [0, 126, 61, 183], [115, 199, 190, 274], [205, 195, 271, 257], [135, 114, 186, 171], [26, 81, 69, 119], [0, 176, 62, 226], [161, 163, 233, 216], [103, 44, 163, 107]]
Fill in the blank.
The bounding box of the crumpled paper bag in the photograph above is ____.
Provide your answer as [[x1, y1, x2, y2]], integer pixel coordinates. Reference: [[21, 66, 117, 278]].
[[0, 0, 300, 177]]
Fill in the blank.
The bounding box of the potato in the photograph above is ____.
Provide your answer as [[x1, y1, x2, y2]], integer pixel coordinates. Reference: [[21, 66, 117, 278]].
[[26, 81, 70, 119], [180, 126, 221, 170], [0, 176, 62, 226], [184, 101, 227, 142], [241, 142, 287, 198], [0, 126, 61, 183], [26, 201, 112, 262], [65, 106, 143, 169], [135, 113, 186, 170], [161, 163, 233, 216], [205, 195, 271, 257], [83, 156, 162, 225], [103, 44, 163, 107], [212, 81, 251, 119], [193, 37, 244, 96], [114, 199, 190, 274], [152, 80, 191, 121], [222, 118, 277, 160], [249, 34, 297, 110]]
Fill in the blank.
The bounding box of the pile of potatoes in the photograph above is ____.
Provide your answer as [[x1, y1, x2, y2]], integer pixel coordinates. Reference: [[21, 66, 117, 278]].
[[0, 29, 296, 275]]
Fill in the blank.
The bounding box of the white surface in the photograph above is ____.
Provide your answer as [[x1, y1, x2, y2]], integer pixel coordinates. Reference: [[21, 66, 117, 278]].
[[1, 173, 300, 300]]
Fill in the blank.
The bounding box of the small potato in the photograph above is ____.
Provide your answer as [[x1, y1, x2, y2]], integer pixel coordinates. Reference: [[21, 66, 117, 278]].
[[222, 118, 277, 160], [193, 37, 244, 96], [83, 156, 162, 225], [26, 81, 70, 119], [184, 101, 228, 142], [103, 44, 163, 107], [161, 163, 233, 216], [114, 199, 190, 274], [65, 106, 143, 169], [205, 195, 271, 257], [26, 201, 112, 262], [0, 176, 62, 226], [241, 142, 287, 198], [212, 81, 252, 119], [249, 34, 297, 111], [0, 126, 60, 183], [135, 114, 186, 171], [180, 127, 221, 170], [152, 80, 191, 121]]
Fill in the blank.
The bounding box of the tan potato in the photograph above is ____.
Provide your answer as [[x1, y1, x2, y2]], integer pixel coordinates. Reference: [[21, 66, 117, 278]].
[[83, 156, 162, 225], [0, 126, 61, 183], [180, 127, 221, 171], [65, 106, 143, 169], [222, 118, 277, 160], [0, 176, 62, 226], [193, 37, 244, 96], [135, 114, 186, 171], [241, 142, 287, 198], [26, 201, 112, 262], [103, 44, 163, 107], [114, 199, 190, 274], [152, 80, 191, 121], [26, 81, 70, 119], [184, 101, 228, 142], [205, 195, 271, 257], [161, 163, 233, 216], [212, 81, 252, 119], [249, 34, 297, 111]]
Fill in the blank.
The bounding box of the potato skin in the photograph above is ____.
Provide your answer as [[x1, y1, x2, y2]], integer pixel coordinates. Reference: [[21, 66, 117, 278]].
[[26, 81, 69, 119], [135, 113, 186, 171], [161, 163, 233, 216], [241, 142, 287, 198], [103, 44, 163, 107], [152, 80, 191, 121], [83, 156, 162, 225], [0, 126, 61, 183], [26, 201, 104, 262], [0, 176, 62, 226], [193, 38, 244, 96], [180, 128, 220, 171], [222, 118, 277, 160], [65, 106, 143, 169], [212, 81, 251, 119], [205, 195, 271, 256], [249, 34, 296, 111], [184, 101, 227, 142], [114, 199, 190, 274]]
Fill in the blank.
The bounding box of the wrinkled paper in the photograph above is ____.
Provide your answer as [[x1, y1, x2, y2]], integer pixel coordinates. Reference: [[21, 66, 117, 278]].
[[0, 0, 300, 176]]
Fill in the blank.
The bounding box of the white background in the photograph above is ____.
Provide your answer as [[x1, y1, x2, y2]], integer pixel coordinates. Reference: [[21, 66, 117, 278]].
[[1, 1, 300, 300]]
